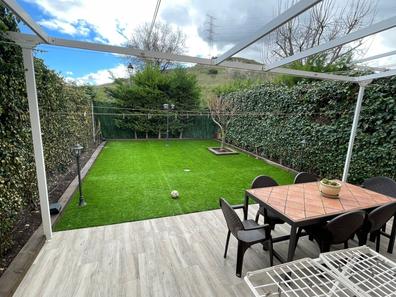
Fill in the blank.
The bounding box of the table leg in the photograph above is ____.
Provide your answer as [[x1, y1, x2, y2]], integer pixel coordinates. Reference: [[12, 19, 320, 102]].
[[287, 225, 298, 262], [243, 194, 249, 220]]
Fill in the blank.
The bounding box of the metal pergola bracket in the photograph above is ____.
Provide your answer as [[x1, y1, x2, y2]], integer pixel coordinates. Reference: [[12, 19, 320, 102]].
[[358, 79, 373, 87], [1, 0, 50, 43]]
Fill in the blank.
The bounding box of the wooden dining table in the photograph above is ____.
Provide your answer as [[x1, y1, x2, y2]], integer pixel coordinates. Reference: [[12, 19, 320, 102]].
[[244, 181, 394, 263]]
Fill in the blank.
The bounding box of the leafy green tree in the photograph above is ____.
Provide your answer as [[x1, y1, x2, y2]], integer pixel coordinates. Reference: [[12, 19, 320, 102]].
[[108, 65, 200, 138]]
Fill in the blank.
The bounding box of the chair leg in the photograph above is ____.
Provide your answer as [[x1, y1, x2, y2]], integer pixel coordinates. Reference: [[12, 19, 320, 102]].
[[357, 232, 368, 246], [344, 241, 349, 249], [387, 215, 396, 254], [369, 232, 376, 242], [224, 230, 231, 258], [236, 242, 249, 278], [376, 232, 381, 253], [255, 211, 260, 223], [319, 242, 330, 253]]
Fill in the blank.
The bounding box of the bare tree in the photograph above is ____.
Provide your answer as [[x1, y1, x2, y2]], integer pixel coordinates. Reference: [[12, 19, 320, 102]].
[[126, 22, 186, 71], [265, 0, 376, 67], [207, 95, 238, 150]]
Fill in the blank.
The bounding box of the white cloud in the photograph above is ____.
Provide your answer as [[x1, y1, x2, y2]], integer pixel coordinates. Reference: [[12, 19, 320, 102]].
[[24, 0, 213, 56], [38, 18, 91, 36], [65, 64, 129, 85], [25, 0, 162, 44]]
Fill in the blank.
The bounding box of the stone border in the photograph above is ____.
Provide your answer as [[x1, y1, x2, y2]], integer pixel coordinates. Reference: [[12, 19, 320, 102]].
[[0, 142, 106, 297], [221, 141, 298, 175], [208, 147, 239, 155]]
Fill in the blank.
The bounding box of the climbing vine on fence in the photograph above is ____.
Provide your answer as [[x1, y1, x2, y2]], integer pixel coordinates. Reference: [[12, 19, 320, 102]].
[[225, 80, 396, 183], [0, 6, 94, 255]]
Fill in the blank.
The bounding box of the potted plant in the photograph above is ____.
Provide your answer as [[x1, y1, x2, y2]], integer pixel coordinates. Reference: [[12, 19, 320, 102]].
[[320, 179, 342, 198]]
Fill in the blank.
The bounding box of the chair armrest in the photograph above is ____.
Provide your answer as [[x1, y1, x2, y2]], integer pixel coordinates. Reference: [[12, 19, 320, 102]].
[[231, 204, 245, 210], [245, 224, 271, 231]]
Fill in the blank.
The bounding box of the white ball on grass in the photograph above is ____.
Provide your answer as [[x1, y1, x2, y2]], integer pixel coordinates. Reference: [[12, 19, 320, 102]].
[[171, 190, 179, 199]]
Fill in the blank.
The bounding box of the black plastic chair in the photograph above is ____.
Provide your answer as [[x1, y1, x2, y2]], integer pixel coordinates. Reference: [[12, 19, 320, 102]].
[[362, 176, 396, 253], [296, 211, 366, 253], [293, 172, 320, 242], [362, 176, 396, 198], [253, 176, 284, 229], [357, 201, 396, 252], [220, 198, 273, 277], [294, 172, 319, 184]]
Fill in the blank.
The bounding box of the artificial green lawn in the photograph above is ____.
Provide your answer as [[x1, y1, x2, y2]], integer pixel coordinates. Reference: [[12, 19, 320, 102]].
[[55, 140, 294, 231]]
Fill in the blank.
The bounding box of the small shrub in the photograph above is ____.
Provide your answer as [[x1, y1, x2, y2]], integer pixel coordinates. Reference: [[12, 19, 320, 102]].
[[208, 68, 218, 75]]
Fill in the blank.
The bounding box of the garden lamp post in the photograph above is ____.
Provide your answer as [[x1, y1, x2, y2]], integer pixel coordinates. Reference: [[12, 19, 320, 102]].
[[127, 63, 134, 85], [72, 143, 86, 207], [299, 139, 307, 171], [163, 103, 175, 141]]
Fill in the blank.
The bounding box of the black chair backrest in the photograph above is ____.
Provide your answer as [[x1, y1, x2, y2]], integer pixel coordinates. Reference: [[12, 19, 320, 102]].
[[251, 176, 278, 189], [367, 201, 396, 232], [294, 172, 319, 184], [325, 211, 366, 244], [219, 198, 244, 237], [362, 176, 396, 198]]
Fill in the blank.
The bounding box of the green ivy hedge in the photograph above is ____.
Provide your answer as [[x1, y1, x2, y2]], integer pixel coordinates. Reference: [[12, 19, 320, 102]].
[[225, 80, 396, 183], [1, 8, 94, 254]]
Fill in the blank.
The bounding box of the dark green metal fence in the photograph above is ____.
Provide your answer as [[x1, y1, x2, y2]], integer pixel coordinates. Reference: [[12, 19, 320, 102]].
[[94, 102, 217, 139]]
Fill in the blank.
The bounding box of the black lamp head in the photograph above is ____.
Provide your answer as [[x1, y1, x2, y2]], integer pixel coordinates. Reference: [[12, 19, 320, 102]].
[[72, 143, 84, 156]]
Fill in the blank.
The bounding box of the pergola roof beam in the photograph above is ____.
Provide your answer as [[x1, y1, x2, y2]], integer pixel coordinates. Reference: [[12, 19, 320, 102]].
[[1, 0, 50, 43], [214, 0, 322, 64], [357, 69, 396, 82], [7, 32, 209, 65], [354, 50, 396, 64], [221, 60, 356, 82], [8, 32, 358, 83], [265, 16, 396, 71]]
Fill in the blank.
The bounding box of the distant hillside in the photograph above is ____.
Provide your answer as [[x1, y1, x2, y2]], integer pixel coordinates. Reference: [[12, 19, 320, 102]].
[[93, 57, 273, 103]]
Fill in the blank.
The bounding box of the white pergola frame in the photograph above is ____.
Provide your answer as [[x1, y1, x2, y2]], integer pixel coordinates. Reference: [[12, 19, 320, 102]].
[[2, 0, 396, 240]]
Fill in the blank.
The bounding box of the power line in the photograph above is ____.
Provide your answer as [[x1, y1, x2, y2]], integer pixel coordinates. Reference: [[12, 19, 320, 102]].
[[38, 109, 356, 117]]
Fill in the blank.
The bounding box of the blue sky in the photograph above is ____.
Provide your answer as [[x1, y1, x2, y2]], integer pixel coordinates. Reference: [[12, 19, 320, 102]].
[[18, 1, 125, 84], [15, 0, 396, 85]]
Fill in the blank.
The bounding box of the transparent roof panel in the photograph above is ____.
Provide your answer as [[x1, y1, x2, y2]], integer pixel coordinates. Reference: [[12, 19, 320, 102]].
[[16, 0, 280, 58], [227, 0, 396, 68], [14, 0, 396, 70]]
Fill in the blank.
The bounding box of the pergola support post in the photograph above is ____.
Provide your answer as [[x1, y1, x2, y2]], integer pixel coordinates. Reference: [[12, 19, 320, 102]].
[[22, 46, 52, 240], [91, 101, 95, 143], [342, 80, 372, 182]]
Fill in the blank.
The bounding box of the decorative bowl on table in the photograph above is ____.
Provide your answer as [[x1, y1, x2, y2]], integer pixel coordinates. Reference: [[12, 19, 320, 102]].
[[319, 179, 342, 199]]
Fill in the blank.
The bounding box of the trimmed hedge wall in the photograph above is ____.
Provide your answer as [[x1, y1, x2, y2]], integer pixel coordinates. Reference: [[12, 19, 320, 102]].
[[226, 80, 396, 183], [1, 15, 94, 254]]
